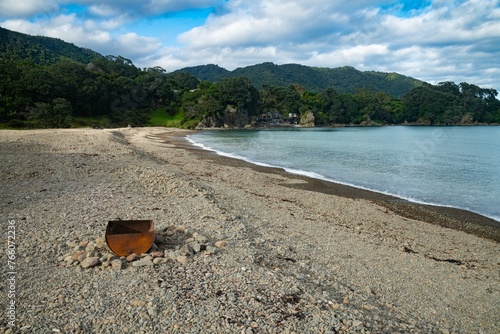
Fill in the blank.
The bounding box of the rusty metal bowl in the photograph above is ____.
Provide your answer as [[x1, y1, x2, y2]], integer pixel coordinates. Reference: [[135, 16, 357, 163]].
[[105, 220, 155, 256]]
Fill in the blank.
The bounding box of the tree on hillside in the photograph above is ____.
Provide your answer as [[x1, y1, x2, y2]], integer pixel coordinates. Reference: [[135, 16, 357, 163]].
[[28, 98, 72, 128], [213, 77, 260, 115], [260, 85, 301, 115], [166, 72, 200, 91], [88, 55, 140, 78], [402, 84, 462, 124], [316, 88, 361, 124], [403, 81, 500, 124]]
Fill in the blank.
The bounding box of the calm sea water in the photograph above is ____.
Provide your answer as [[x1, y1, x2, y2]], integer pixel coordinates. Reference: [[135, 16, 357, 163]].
[[188, 126, 500, 223]]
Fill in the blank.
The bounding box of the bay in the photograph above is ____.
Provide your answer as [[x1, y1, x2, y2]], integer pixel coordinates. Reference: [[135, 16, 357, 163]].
[[188, 126, 500, 223]]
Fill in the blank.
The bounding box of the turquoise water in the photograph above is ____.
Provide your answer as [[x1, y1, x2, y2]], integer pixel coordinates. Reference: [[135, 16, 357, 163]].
[[188, 126, 500, 223]]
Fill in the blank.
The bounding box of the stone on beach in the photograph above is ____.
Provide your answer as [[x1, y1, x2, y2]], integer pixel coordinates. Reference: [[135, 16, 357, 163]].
[[151, 250, 164, 258], [205, 245, 217, 255], [215, 240, 227, 248], [80, 257, 100, 268], [180, 244, 195, 256], [153, 257, 168, 265], [95, 237, 106, 249], [190, 242, 202, 253], [2, 127, 498, 334], [71, 251, 86, 261], [130, 300, 147, 307], [193, 232, 207, 243], [176, 255, 189, 264], [126, 253, 138, 262], [131, 258, 154, 267], [111, 259, 123, 270]]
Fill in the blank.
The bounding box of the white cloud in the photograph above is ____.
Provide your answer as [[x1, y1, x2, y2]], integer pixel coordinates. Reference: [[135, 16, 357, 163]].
[[100, 15, 132, 30], [1, 14, 162, 61], [0, 0, 58, 18], [178, 0, 354, 49], [1, 0, 499, 90], [378, 2, 500, 48], [88, 5, 117, 17], [170, 0, 500, 90], [2, 14, 111, 46], [117, 33, 163, 58]]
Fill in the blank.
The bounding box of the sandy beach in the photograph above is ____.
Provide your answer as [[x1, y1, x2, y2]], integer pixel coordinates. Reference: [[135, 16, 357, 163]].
[[0, 127, 499, 334]]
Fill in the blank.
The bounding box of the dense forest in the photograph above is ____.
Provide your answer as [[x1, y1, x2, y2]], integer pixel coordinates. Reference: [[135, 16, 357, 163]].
[[1, 27, 499, 129], [0, 26, 100, 65], [174, 63, 423, 97]]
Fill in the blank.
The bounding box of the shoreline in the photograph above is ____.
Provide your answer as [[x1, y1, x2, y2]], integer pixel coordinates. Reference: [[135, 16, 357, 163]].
[[197, 123, 500, 130], [1, 127, 499, 333], [172, 130, 500, 243]]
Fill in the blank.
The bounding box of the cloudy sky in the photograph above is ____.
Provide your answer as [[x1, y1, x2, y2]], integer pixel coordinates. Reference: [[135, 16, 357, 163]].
[[1, 0, 499, 90]]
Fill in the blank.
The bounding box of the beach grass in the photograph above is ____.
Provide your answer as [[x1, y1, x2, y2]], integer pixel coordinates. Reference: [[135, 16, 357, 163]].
[[147, 109, 183, 127]]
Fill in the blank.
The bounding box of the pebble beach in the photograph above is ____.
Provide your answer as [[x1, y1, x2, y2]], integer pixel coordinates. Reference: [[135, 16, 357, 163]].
[[0, 127, 499, 334]]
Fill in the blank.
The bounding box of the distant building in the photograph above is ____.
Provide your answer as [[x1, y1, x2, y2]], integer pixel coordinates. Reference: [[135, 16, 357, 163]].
[[257, 111, 299, 125]]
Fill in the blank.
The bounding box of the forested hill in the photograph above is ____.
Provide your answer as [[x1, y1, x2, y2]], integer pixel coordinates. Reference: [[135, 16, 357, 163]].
[[1, 26, 499, 129], [175, 62, 424, 97], [0, 26, 102, 65]]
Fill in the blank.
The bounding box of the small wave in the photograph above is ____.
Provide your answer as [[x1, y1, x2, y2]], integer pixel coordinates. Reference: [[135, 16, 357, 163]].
[[187, 136, 277, 168], [284, 167, 500, 222], [187, 135, 500, 223], [284, 167, 499, 221]]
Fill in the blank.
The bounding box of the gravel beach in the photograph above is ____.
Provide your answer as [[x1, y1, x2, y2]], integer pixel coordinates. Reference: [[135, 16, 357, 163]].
[[1, 127, 499, 334]]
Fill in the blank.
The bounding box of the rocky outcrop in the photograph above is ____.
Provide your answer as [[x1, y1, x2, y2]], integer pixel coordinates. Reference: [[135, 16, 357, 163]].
[[197, 105, 250, 129], [199, 108, 319, 129], [221, 105, 250, 128], [197, 115, 224, 129], [460, 112, 474, 124], [300, 111, 315, 127]]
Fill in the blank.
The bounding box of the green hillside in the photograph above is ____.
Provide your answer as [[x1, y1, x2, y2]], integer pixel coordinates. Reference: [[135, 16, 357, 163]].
[[1, 26, 498, 129], [178, 64, 230, 81], [175, 62, 424, 97], [0, 26, 422, 98], [0, 26, 102, 65]]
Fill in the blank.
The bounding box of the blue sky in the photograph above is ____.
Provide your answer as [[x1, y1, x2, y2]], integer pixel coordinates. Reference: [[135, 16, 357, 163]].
[[1, 0, 499, 91]]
